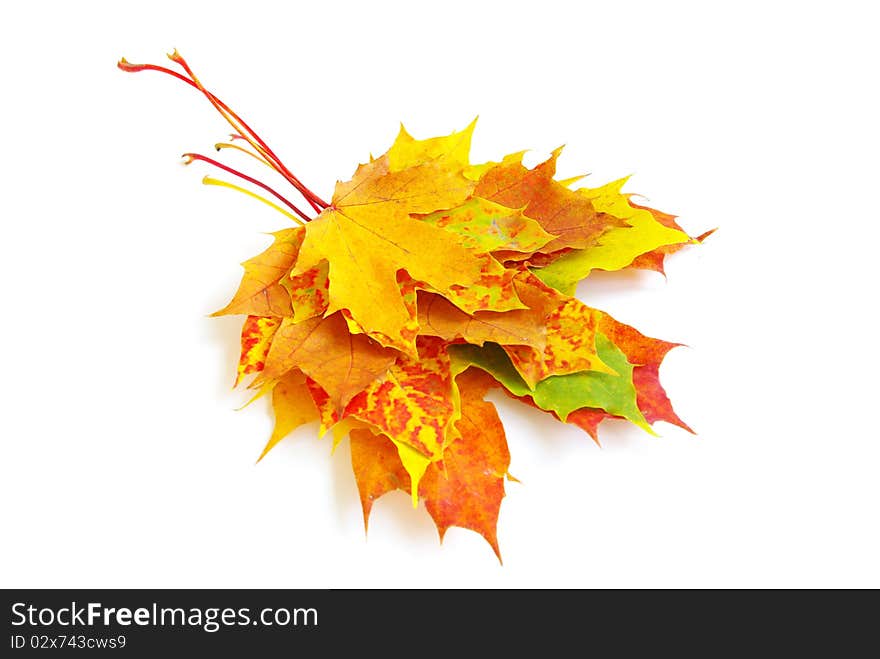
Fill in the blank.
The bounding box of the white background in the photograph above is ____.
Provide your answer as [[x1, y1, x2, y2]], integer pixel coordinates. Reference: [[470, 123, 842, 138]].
[[1, 0, 877, 588]]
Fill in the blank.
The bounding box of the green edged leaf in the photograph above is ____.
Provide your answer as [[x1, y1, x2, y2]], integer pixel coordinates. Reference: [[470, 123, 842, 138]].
[[450, 332, 653, 433]]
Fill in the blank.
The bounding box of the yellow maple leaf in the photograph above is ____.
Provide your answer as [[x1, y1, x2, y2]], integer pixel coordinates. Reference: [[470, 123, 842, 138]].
[[291, 152, 522, 354]]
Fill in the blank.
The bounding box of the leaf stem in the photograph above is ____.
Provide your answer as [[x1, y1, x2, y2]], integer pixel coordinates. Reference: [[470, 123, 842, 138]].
[[214, 141, 276, 169], [118, 53, 330, 213], [165, 50, 329, 211], [202, 176, 306, 225], [183, 153, 312, 223]]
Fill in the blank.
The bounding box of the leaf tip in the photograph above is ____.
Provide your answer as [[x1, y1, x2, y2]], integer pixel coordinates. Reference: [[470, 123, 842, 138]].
[[695, 227, 718, 243], [491, 540, 503, 565], [361, 503, 373, 537]]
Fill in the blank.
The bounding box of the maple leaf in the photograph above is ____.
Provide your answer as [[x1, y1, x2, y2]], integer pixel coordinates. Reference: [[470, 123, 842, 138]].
[[530, 179, 692, 294], [212, 229, 302, 318], [624, 203, 716, 276], [509, 313, 693, 443], [387, 120, 477, 172], [502, 273, 615, 384], [416, 290, 545, 349], [350, 368, 510, 559], [473, 148, 628, 253], [120, 50, 705, 558], [584, 313, 693, 436], [291, 153, 521, 353], [211, 226, 331, 323], [421, 369, 510, 559], [311, 336, 457, 504], [255, 312, 398, 412], [349, 428, 407, 527], [451, 332, 653, 432]]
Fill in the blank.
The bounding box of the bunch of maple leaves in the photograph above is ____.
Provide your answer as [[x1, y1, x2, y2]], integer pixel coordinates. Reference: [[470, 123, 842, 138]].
[[120, 52, 708, 560]]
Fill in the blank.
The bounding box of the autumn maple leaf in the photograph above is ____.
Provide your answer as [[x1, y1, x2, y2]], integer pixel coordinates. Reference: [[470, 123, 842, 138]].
[[119, 50, 706, 560]]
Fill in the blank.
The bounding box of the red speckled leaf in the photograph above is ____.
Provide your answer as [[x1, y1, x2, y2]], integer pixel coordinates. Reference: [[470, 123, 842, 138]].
[[348, 369, 509, 559], [304, 377, 339, 435], [502, 273, 613, 385], [234, 315, 280, 386], [420, 368, 510, 560], [441, 264, 526, 315], [284, 260, 329, 322], [343, 336, 455, 460]]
